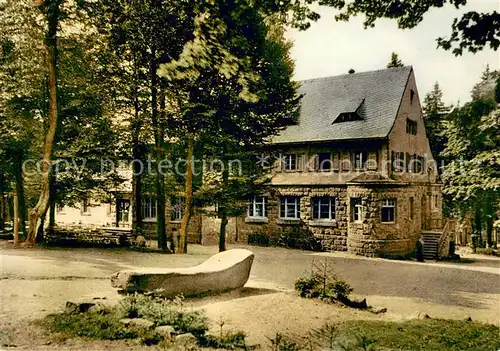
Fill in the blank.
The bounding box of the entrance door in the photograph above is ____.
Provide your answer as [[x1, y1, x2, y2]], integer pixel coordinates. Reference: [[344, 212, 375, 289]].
[[116, 199, 131, 227]]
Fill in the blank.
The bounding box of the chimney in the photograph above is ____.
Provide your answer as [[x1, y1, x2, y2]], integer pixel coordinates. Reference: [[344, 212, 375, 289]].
[[348, 69, 355, 74]]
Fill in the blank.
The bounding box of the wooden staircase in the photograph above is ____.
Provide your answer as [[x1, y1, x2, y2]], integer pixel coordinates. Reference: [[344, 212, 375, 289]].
[[421, 231, 441, 260]]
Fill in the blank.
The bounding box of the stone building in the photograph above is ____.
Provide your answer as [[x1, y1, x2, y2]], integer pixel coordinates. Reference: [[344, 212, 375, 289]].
[[54, 66, 447, 257], [199, 66, 445, 256]]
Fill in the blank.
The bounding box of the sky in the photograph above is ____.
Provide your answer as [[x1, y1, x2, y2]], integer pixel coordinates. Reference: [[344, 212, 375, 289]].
[[287, 0, 500, 105]]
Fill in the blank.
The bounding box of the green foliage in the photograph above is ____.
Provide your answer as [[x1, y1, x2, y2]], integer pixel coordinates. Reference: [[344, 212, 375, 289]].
[[278, 227, 322, 251], [295, 259, 353, 302], [268, 333, 302, 351], [41, 311, 137, 340], [338, 319, 500, 351], [201, 331, 248, 350], [118, 294, 208, 336], [273, 319, 500, 350], [248, 233, 272, 246], [386, 52, 404, 68]]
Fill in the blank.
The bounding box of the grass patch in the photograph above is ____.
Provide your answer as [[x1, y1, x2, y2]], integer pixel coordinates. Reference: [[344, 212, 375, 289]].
[[339, 319, 500, 350], [36, 294, 250, 349], [273, 319, 500, 350], [39, 311, 137, 340]]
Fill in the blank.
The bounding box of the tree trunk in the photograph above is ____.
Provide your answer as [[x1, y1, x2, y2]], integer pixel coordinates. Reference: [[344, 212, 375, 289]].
[[218, 159, 229, 252], [472, 208, 482, 250], [13, 192, 19, 246], [26, 1, 60, 244], [486, 217, 493, 248], [149, 43, 168, 252], [13, 155, 27, 240], [0, 172, 5, 232], [178, 137, 194, 254], [48, 171, 56, 231], [131, 55, 143, 235]]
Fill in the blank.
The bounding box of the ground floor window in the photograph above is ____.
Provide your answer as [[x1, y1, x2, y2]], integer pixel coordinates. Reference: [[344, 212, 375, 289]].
[[142, 196, 157, 220], [431, 194, 439, 212], [312, 197, 336, 220], [248, 196, 267, 218], [381, 199, 396, 223], [351, 198, 365, 222], [280, 197, 300, 219], [171, 198, 184, 222]]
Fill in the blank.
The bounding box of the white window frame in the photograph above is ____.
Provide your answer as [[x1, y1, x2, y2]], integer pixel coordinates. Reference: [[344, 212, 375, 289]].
[[283, 154, 297, 171], [431, 194, 439, 212], [142, 196, 157, 220], [354, 151, 367, 170], [171, 198, 184, 222], [312, 197, 336, 221], [352, 198, 364, 223], [248, 196, 267, 219], [381, 199, 396, 223], [280, 197, 300, 220]]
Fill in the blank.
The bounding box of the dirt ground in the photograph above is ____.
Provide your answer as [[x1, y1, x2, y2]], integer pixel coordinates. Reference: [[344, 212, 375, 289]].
[[1, 241, 499, 349]]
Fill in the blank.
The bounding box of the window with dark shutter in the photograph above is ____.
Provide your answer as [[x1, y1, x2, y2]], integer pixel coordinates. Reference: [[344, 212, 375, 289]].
[[318, 153, 332, 171]]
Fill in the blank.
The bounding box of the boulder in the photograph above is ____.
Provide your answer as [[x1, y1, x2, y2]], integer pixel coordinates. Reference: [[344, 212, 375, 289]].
[[155, 325, 176, 338], [111, 249, 254, 297], [175, 333, 197, 348], [135, 235, 147, 247], [65, 296, 115, 314]]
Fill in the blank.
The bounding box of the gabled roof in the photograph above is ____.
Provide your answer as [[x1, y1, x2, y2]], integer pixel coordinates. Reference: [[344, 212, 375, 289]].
[[271, 66, 413, 144]]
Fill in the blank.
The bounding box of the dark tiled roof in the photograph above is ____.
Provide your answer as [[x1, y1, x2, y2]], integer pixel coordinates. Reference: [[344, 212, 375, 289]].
[[271, 66, 412, 144]]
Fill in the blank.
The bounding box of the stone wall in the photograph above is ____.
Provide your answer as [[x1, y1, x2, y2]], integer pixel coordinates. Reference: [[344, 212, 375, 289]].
[[200, 183, 441, 257]]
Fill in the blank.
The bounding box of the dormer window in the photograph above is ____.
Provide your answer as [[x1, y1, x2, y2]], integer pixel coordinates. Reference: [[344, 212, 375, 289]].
[[333, 98, 365, 124]]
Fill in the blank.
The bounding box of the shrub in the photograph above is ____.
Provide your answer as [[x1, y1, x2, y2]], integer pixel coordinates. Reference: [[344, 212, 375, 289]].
[[201, 331, 247, 350], [328, 280, 353, 300], [278, 227, 322, 251], [118, 294, 208, 336], [295, 259, 353, 304], [248, 233, 271, 246]]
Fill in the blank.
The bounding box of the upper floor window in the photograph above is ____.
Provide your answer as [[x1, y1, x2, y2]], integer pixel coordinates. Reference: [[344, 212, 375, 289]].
[[312, 197, 336, 221], [143, 196, 157, 219], [280, 197, 300, 220], [318, 153, 332, 171], [171, 198, 184, 222], [410, 89, 415, 105], [351, 198, 365, 223], [248, 197, 267, 219], [353, 151, 367, 170], [406, 118, 417, 135], [381, 199, 396, 223], [283, 154, 297, 171]]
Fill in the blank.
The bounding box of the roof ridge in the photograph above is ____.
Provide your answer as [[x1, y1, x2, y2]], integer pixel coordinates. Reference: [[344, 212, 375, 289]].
[[299, 66, 412, 84]]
